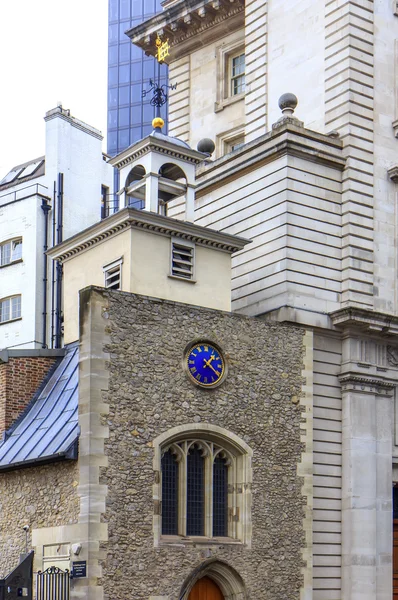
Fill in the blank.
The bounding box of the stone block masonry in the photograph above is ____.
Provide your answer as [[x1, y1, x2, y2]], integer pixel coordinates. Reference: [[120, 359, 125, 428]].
[[94, 289, 311, 600]]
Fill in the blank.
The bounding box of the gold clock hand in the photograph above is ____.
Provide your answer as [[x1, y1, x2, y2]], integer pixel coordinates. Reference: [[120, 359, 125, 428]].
[[203, 358, 220, 377]]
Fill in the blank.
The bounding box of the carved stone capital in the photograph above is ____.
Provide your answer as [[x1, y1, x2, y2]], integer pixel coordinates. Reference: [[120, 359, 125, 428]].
[[339, 373, 396, 396]]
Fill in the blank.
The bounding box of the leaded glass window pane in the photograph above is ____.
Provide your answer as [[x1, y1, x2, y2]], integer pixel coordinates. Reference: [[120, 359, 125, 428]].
[[213, 455, 228, 536], [187, 444, 205, 536], [161, 449, 179, 535]]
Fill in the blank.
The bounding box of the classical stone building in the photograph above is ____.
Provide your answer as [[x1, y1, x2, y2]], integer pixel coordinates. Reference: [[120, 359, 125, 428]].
[[2, 1, 398, 600], [0, 126, 312, 600], [126, 3, 398, 600]]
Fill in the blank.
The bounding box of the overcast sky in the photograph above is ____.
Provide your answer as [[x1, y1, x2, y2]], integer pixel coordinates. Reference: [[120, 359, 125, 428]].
[[0, 0, 109, 177]]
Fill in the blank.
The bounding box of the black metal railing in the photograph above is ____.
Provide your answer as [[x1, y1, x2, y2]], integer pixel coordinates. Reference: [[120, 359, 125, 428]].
[[36, 566, 70, 600]]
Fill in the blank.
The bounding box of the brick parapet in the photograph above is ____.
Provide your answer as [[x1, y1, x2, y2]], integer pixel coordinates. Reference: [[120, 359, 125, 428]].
[[0, 356, 58, 435]]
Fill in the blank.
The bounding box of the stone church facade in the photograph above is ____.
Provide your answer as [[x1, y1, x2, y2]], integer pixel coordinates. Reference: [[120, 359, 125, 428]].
[[2, 1, 398, 600]]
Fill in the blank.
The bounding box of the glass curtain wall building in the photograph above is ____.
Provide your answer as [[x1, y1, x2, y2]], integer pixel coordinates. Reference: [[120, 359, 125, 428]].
[[108, 0, 167, 157]]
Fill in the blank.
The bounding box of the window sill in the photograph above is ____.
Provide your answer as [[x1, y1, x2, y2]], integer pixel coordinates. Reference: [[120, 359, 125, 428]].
[[168, 274, 196, 284], [0, 317, 22, 326], [214, 93, 245, 113], [0, 259, 23, 269], [159, 535, 243, 547]]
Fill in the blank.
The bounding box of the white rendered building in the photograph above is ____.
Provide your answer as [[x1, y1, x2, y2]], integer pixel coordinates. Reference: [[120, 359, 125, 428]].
[[125, 4, 398, 600], [0, 106, 114, 350]]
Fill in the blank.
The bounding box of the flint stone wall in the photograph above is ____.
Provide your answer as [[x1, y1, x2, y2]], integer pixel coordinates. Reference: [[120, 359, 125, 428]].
[[0, 462, 79, 577], [101, 291, 306, 600]]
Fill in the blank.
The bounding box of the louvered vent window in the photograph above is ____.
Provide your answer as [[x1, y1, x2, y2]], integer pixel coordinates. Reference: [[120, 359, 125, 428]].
[[103, 258, 123, 290], [171, 240, 194, 280]]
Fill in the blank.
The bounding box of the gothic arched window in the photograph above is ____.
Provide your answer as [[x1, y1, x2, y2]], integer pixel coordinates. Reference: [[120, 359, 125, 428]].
[[155, 425, 252, 544]]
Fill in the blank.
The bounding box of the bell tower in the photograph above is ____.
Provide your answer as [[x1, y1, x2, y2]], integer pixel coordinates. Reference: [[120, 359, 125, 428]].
[[110, 117, 205, 222]]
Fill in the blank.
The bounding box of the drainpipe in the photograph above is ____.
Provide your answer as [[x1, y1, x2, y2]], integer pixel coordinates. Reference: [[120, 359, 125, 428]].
[[55, 173, 64, 348], [41, 199, 51, 348], [51, 181, 56, 348]]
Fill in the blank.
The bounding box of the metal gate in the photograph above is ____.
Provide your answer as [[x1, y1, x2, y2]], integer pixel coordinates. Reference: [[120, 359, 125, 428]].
[[36, 567, 70, 600]]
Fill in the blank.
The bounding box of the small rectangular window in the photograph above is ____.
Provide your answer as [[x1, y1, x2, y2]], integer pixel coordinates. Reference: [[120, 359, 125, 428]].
[[103, 258, 123, 290], [230, 53, 245, 96], [0, 295, 21, 323], [171, 240, 194, 280]]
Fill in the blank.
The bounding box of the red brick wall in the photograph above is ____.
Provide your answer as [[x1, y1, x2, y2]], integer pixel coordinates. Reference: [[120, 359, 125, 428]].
[[0, 357, 57, 435]]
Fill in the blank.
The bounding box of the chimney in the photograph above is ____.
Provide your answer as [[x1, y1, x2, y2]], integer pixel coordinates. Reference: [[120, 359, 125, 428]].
[[0, 350, 64, 439]]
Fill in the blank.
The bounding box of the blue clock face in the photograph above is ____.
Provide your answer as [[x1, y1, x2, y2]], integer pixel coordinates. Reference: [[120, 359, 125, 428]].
[[186, 342, 225, 388]]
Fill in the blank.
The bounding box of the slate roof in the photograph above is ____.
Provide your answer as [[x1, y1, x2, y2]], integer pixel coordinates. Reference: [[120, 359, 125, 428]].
[[0, 156, 45, 191], [0, 344, 79, 470]]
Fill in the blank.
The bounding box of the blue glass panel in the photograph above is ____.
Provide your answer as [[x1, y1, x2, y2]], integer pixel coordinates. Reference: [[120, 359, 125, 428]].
[[119, 85, 130, 105], [131, 82, 141, 103], [131, 44, 142, 61], [118, 129, 130, 148], [119, 107, 130, 127], [108, 110, 117, 127], [120, 0, 130, 19], [119, 20, 130, 39], [131, 60, 143, 84], [143, 102, 155, 121], [143, 59, 156, 80], [108, 45, 118, 65], [108, 87, 118, 108], [108, 23, 118, 42], [144, 0, 155, 17], [119, 64, 130, 84], [119, 42, 130, 62], [108, 66, 118, 86], [131, 105, 142, 125], [130, 125, 142, 142], [143, 124, 152, 137], [108, 131, 117, 152], [132, 0, 142, 17], [109, 0, 119, 21]]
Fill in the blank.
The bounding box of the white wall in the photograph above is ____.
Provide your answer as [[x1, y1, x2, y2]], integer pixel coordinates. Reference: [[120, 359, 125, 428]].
[[0, 108, 114, 350], [0, 191, 42, 349], [267, 0, 325, 132], [44, 110, 114, 240]]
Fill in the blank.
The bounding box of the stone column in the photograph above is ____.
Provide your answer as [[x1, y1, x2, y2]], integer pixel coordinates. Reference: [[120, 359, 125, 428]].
[[145, 173, 159, 213], [340, 374, 394, 600]]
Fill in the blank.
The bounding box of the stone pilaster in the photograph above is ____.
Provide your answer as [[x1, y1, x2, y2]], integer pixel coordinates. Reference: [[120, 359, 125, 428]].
[[73, 287, 110, 600], [340, 373, 394, 600], [325, 0, 375, 309], [245, 0, 267, 141]]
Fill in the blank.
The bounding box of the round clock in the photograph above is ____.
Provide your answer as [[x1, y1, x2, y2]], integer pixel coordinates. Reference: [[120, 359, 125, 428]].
[[185, 342, 226, 388]]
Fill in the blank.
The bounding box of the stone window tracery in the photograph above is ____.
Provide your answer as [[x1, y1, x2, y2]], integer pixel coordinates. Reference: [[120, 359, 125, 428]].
[[154, 424, 252, 546]]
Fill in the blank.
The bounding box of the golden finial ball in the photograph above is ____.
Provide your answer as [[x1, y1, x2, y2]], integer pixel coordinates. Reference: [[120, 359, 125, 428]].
[[152, 117, 164, 129]]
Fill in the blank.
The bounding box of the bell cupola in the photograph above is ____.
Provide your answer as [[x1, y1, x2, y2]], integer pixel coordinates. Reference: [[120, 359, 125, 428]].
[[109, 117, 206, 222]]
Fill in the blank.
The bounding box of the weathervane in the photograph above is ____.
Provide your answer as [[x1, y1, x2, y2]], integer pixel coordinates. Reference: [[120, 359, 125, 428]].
[[142, 33, 177, 124]]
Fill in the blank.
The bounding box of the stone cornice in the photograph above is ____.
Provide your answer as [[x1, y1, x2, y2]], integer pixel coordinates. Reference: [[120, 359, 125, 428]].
[[47, 207, 250, 263], [339, 372, 396, 396], [109, 134, 206, 170], [330, 307, 398, 337], [196, 122, 345, 195], [126, 0, 244, 61]]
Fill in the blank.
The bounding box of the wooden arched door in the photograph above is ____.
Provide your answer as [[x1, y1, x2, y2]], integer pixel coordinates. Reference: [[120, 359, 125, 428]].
[[188, 576, 224, 600]]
